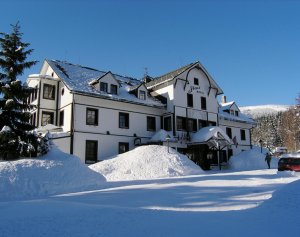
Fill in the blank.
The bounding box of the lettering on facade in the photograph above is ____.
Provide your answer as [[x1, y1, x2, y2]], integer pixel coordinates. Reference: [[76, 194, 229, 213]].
[[188, 86, 205, 95]]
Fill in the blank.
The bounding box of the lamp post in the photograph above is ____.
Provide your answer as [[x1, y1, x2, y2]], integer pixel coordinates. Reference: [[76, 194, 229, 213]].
[[166, 134, 171, 153], [259, 139, 263, 153]]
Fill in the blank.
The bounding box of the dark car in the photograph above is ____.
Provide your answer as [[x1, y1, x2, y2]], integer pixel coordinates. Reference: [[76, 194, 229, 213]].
[[278, 157, 300, 171]]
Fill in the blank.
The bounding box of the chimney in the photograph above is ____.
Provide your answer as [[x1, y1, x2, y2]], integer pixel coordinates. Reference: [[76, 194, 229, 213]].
[[221, 95, 227, 104]]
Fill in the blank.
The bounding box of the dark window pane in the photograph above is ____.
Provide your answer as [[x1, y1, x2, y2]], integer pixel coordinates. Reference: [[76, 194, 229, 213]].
[[176, 116, 186, 131], [147, 116, 156, 131], [240, 129, 246, 140], [201, 97, 207, 110], [164, 116, 172, 131], [100, 82, 108, 92], [187, 94, 193, 107], [111, 84, 118, 95], [43, 84, 55, 100], [139, 90, 146, 100], [41, 112, 54, 126], [86, 108, 98, 125], [119, 142, 129, 154], [119, 112, 129, 128], [59, 110, 64, 126], [85, 140, 98, 164], [226, 127, 232, 139]]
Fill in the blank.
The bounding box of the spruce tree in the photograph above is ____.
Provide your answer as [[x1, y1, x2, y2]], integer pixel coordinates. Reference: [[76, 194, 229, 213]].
[[0, 22, 38, 159]]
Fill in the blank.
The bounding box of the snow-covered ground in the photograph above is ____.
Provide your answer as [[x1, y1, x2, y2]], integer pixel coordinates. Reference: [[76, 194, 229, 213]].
[[0, 147, 105, 201], [1, 145, 300, 236], [240, 104, 290, 118]]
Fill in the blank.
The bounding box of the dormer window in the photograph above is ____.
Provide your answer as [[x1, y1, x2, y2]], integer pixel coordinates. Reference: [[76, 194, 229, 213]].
[[111, 84, 118, 95], [139, 90, 146, 100], [194, 78, 199, 85], [100, 82, 108, 92]]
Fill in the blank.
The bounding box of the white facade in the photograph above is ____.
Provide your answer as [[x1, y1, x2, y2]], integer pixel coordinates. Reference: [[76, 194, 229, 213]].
[[27, 60, 255, 168]]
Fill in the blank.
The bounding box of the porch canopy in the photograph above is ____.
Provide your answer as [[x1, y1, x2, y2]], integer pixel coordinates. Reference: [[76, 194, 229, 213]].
[[188, 126, 232, 149]]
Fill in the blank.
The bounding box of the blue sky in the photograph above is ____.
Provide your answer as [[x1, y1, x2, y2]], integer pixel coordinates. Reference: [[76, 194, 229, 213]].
[[1, 0, 299, 106]]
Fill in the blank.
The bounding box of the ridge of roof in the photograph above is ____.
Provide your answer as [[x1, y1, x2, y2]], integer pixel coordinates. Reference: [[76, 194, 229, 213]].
[[146, 61, 199, 88]]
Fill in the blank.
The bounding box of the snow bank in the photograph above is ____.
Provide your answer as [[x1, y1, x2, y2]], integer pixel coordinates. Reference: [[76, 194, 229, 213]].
[[90, 145, 203, 181], [229, 147, 278, 171], [0, 146, 105, 201]]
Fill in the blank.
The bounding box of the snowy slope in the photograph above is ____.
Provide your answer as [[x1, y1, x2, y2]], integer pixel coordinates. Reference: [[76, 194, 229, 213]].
[[90, 145, 204, 181], [240, 104, 290, 118], [0, 146, 105, 201]]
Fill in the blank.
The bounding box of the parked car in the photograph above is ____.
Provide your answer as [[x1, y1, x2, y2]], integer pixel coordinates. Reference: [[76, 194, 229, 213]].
[[278, 156, 300, 171], [273, 147, 288, 157]]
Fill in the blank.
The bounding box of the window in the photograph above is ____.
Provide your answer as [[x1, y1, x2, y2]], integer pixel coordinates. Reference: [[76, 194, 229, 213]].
[[201, 97, 207, 110], [85, 140, 98, 164], [119, 142, 129, 154], [61, 88, 65, 96], [208, 121, 217, 126], [110, 84, 118, 95], [100, 82, 108, 92], [230, 110, 234, 116], [139, 90, 146, 100], [59, 110, 64, 126], [147, 116, 156, 131], [228, 149, 233, 159], [198, 119, 207, 129], [226, 127, 232, 139], [187, 94, 193, 107], [30, 112, 36, 126], [164, 116, 172, 131], [194, 78, 199, 85], [41, 111, 54, 126], [187, 119, 197, 132], [235, 111, 239, 117], [86, 108, 98, 126], [43, 84, 55, 100], [176, 116, 186, 131], [119, 112, 129, 129], [240, 129, 246, 141]]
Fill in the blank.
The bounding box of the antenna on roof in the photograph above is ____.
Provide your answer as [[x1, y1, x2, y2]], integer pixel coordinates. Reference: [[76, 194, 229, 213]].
[[144, 67, 148, 77]]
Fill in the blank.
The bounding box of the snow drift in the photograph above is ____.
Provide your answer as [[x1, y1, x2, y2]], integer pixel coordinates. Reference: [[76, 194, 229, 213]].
[[229, 147, 278, 171], [90, 145, 203, 181], [0, 146, 105, 201]]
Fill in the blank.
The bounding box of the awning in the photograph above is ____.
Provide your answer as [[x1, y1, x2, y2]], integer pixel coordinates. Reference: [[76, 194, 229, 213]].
[[188, 126, 232, 149]]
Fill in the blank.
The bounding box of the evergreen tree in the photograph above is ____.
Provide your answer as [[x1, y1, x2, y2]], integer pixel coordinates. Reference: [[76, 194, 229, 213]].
[[0, 22, 38, 159]]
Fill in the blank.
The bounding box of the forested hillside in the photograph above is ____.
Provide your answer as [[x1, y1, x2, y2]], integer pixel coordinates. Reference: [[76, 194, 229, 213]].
[[241, 98, 300, 152]]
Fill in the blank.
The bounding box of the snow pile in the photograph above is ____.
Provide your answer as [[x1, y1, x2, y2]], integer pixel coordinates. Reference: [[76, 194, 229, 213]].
[[0, 146, 105, 201], [90, 145, 203, 181], [150, 129, 176, 142], [229, 147, 278, 171], [240, 104, 290, 119]]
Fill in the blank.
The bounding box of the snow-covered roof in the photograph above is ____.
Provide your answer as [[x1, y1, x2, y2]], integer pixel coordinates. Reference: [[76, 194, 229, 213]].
[[189, 126, 232, 148], [219, 101, 236, 111], [219, 110, 256, 124], [146, 61, 223, 95], [45, 60, 165, 108], [150, 129, 177, 142]]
